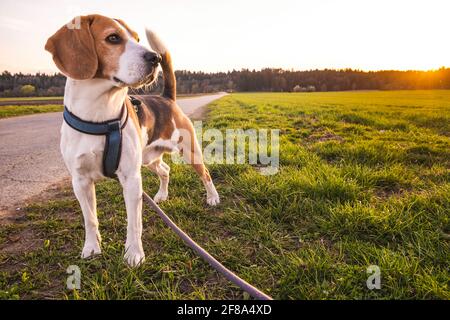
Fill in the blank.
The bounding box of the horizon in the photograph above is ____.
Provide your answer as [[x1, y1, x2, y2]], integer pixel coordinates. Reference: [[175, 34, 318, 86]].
[[1, 66, 450, 76], [0, 0, 449, 74]]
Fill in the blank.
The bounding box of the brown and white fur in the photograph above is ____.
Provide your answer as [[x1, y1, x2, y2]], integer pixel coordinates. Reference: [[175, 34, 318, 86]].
[[45, 14, 219, 267]]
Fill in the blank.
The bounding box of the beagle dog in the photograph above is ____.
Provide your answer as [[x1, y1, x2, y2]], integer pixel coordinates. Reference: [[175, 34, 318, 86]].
[[45, 14, 219, 266]]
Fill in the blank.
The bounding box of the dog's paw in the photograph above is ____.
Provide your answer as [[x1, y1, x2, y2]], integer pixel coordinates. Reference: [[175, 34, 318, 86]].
[[124, 245, 145, 267], [207, 194, 220, 206], [81, 241, 101, 258], [154, 191, 168, 203]]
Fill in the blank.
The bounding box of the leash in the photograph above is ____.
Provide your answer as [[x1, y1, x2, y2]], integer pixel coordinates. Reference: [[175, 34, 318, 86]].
[[142, 191, 273, 300]]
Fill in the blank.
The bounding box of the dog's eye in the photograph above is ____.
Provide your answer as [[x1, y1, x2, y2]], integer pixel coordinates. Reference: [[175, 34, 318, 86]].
[[106, 34, 121, 44]]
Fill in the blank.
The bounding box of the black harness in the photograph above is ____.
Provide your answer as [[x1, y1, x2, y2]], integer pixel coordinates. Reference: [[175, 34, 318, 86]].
[[63, 103, 130, 178]]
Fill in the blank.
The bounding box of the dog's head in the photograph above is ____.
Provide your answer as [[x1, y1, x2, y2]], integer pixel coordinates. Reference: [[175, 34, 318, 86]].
[[45, 14, 160, 88]]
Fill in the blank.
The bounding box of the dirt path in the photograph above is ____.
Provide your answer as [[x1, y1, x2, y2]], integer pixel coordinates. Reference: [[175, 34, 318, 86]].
[[0, 93, 226, 214]]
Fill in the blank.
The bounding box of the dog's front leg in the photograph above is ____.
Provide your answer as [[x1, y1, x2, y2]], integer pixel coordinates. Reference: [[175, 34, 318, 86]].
[[118, 172, 145, 267], [72, 176, 101, 258]]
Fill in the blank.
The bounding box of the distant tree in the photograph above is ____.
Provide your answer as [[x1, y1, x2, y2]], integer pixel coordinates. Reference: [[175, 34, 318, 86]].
[[0, 68, 449, 97], [46, 86, 64, 96], [226, 80, 235, 92], [293, 85, 302, 92], [332, 84, 341, 91], [191, 82, 199, 93], [20, 84, 36, 96]]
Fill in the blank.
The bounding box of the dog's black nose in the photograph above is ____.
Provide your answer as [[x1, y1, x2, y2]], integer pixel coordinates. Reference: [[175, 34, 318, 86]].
[[144, 52, 161, 66]]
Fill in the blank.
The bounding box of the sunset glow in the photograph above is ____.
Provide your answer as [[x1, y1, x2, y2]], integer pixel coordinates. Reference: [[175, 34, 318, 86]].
[[0, 0, 448, 73]]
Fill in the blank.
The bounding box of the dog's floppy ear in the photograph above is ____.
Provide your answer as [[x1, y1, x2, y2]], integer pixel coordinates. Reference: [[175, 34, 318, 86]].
[[45, 16, 98, 80]]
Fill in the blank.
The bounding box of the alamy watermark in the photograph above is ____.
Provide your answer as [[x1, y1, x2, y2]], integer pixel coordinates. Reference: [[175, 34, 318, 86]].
[[65, 8, 82, 30], [366, 265, 381, 290], [66, 265, 81, 290], [170, 121, 280, 175]]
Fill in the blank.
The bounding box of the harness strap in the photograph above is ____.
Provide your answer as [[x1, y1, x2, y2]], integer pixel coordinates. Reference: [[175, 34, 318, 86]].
[[63, 105, 129, 178], [103, 120, 123, 178]]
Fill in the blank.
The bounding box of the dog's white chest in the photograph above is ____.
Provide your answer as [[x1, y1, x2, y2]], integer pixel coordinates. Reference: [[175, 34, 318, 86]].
[[60, 123, 106, 179]]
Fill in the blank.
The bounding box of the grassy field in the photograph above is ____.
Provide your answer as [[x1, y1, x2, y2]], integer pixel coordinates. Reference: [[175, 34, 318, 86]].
[[0, 96, 63, 102], [0, 90, 449, 299], [0, 105, 63, 118]]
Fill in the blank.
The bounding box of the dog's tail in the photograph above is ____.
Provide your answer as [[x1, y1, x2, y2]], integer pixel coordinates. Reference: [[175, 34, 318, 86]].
[[146, 29, 176, 101]]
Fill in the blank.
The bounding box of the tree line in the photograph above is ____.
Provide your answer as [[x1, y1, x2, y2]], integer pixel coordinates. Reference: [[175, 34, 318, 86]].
[[1, 67, 449, 97]]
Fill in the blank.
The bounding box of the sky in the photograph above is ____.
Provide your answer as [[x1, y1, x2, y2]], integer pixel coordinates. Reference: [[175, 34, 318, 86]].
[[0, 0, 449, 73]]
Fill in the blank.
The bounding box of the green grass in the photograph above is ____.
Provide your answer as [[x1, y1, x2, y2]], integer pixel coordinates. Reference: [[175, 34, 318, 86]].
[[0, 96, 63, 102], [0, 105, 63, 118], [0, 90, 449, 299]]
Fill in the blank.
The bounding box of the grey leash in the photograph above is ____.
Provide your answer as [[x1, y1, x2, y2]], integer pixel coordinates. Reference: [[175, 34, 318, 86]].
[[142, 191, 273, 300]]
